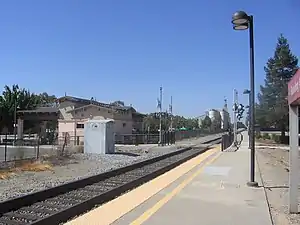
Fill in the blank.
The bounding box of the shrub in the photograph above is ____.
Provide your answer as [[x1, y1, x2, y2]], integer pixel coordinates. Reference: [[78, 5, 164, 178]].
[[255, 132, 262, 139], [73, 145, 84, 154], [262, 133, 270, 140], [274, 135, 281, 143], [271, 134, 280, 143]]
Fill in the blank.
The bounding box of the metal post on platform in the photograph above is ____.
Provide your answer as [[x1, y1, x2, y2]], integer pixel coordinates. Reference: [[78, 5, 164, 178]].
[[243, 89, 251, 149], [288, 105, 299, 213], [288, 68, 300, 214], [233, 89, 238, 145], [232, 11, 258, 187]]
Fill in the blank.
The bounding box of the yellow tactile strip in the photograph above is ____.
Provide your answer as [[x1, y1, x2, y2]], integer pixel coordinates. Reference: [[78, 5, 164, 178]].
[[65, 146, 221, 225]]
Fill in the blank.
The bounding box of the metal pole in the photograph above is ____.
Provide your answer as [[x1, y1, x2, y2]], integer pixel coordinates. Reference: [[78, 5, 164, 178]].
[[248, 93, 251, 149], [159, 87, 162, 146], [233, 89, 238, 145], [170, 96, 173, 131], [13, 99, 17, 145], [289, 105, 299, 213], [247, 15, 258, 187]]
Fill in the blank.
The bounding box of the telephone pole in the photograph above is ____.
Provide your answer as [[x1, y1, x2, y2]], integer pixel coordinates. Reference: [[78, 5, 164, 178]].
[[169, 96, 173, 131], [158, 87, 163, 146]]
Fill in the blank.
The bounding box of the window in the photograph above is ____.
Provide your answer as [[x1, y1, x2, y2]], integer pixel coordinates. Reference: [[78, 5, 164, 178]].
[[84, 108, 87, 111], [98, 108, 101, 111], [76, 123, 84, 129], [123, 123, 126, 127], [81, 113, 84, 117]]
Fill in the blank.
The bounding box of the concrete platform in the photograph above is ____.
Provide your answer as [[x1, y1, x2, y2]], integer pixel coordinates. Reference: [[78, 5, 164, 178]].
[[66, 132, 272, 225], [114, 135, 272, 225]]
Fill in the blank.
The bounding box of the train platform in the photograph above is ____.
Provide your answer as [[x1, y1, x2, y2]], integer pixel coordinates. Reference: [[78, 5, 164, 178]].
[[66, 132, 272, 225]]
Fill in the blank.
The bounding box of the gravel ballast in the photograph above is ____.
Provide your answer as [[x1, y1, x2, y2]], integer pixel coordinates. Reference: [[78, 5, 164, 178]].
[[0, 133, 222, 202]]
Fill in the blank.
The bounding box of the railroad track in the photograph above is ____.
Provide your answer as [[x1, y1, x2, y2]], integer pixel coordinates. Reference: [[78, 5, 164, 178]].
[[0, 137, 222, 225]]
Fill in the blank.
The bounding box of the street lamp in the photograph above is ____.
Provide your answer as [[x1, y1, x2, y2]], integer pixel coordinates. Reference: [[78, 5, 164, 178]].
[[232, 11, 258, 187], [243, 89, 251, 149]]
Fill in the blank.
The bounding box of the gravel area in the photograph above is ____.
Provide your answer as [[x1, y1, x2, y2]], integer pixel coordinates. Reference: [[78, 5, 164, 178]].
[[0, 134, 222, 202], [256, 145, 300, 225], [0, 149, 169, 202]]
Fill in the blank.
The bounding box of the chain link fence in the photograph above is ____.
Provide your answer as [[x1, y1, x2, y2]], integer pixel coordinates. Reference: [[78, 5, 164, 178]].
[[0, 129, 222, 163]]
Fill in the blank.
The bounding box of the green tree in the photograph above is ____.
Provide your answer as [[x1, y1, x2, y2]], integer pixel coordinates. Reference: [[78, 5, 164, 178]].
[[0, 85, 57, 133], [143, 113, 200, 132], [256, 34, 298, 139], [201, 116, 212, 129]]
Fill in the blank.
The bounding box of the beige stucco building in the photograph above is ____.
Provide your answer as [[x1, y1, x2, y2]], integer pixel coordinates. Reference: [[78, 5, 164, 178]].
[[57, 96, 145, 144]]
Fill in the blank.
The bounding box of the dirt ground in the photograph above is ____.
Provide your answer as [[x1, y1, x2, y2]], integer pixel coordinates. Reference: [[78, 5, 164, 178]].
[[256, 143, 300, 225]]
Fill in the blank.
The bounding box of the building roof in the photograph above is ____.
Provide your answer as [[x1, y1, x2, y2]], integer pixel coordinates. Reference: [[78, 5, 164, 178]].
[[58, 96, 136, 112], [66, 104, 118, 113], [17, 107, 59, 114]]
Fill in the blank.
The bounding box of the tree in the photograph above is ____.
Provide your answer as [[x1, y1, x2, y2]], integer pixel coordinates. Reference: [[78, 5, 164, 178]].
[[256, 34, 298, 139], [0, 84, 57, 133], [143, 113, 200, 132], [200, 116, 212, 129]]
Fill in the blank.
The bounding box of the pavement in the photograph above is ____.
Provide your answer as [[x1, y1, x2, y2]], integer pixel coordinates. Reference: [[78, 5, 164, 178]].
[[67, 131, 273, 225]]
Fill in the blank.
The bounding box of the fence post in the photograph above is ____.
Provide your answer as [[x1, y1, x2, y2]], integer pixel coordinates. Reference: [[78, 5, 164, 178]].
[[135, 134, 138, 146], [173, 131, 176, 144], [4, 133, 7, 161], [36, 135, 40, 159]]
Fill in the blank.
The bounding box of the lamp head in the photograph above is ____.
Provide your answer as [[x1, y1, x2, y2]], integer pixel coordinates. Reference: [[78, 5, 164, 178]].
[[232, 11, 250, 25]]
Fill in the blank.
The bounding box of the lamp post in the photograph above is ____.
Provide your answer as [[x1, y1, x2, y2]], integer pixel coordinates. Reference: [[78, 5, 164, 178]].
[[232, 11, 258, 187], [243, 89, 251, 149]]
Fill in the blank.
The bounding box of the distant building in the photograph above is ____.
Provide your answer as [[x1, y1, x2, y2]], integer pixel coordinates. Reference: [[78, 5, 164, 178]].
[[208, 109, 221, 131], [57, 96, 145, 143], [220, 99, 230, 130], [199, 99, 230, 132]]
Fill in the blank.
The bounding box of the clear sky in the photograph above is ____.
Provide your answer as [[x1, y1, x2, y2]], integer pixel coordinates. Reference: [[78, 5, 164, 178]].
[[0, 0, 299, 117]]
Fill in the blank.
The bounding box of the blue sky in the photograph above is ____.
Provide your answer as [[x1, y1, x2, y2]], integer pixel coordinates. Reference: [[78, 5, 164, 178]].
[[0, 0, 299, 117]]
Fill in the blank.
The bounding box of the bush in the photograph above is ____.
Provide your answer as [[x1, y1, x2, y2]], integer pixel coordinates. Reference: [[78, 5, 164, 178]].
[[271, 133, 281, 143], [73, 145, 84, 154], [262, 133, 270, 140], [273, 135, 281, 143], [255, 132, 262, 139]]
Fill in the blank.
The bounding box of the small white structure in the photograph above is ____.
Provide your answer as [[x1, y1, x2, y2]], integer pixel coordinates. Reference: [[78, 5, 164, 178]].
[[84, 119, 115, 154]]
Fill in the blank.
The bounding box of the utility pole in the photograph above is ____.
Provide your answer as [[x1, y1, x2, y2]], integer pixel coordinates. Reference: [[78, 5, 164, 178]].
[[158, 87, 163, 146], [169, 96, 173, 131], [13, 99, 17, 145], [233, 89, 238, 145]]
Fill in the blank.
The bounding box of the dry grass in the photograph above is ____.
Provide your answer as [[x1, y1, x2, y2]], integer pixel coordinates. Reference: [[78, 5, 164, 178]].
[[0, 171, 15, 180], [18, 161, 53, 172], [0, 161, 53, 180]]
